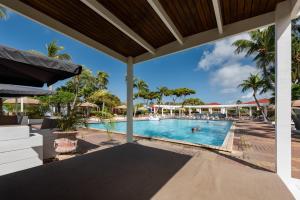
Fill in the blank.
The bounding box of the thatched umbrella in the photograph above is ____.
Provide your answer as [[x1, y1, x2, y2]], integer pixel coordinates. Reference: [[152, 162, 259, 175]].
[[114, 105, 127, 115], [292, 100, 300, 107], [4, 97, 40, 113], [78, 102, 98, 108], [78, 102, 99, 116], [115, 105, 127, 109], [137, 107, 147, 111], [4, 97, 40, 105]]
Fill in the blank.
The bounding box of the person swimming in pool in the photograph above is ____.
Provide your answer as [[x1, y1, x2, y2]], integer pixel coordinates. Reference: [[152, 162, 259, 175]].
[[191, 127, 200, 133]]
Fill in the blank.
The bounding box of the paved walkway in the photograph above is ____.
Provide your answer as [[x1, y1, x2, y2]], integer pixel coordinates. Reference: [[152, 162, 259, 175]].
[[77, 121, 300, 179], [233, 120, 300, 179], [0, 143, 293, 200]]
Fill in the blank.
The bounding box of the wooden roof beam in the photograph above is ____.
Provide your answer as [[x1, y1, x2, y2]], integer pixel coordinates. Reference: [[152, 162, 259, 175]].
[[290, 0, 300, 18], [147, 0, 184, 45], [81, 0, 156, 54], [134, 11, 275, 64], [212, 0, 223, 34], [0, 0, 127, 63]]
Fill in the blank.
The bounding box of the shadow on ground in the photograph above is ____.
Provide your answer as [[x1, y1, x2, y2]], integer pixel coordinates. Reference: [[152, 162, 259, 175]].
[[77, 139, 100, 154], [0, 143, 191, 200]]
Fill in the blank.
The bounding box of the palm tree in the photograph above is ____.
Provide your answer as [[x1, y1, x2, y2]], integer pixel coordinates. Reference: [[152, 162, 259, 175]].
[[46, 40, 71, 61], [238, 74, 268, 121], [133, 78, 149, 116], [0, 6, 7, 20], [156, 86, 169, 105], [96, 71, 109, 90], [233, 27, 275, 79]]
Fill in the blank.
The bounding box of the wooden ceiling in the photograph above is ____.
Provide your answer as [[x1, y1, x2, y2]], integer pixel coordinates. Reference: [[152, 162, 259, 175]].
[[16, 0, 285, 60], [220, 0, 284, 25]]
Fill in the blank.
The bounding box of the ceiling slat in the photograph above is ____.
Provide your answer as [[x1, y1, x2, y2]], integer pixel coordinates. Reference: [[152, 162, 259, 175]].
[[147, 0, 183, 44], [212, 0, 223, 34], [81, 0, 156, 54]]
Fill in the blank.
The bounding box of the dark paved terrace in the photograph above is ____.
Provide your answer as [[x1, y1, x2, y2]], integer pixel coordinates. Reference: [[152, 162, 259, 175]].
[[0, 143, 294, 200]]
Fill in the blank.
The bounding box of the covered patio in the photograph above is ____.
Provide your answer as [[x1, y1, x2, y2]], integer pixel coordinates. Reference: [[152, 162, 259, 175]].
[[0, 143, 293, 200], [0, 0, 299, 198]]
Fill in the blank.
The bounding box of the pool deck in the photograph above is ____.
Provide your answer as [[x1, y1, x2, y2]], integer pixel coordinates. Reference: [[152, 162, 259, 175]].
[[77, 120, 300, 179], [1, 120, 297, 199], [233, 120, 300, 179], [0, 143, 293, 200]]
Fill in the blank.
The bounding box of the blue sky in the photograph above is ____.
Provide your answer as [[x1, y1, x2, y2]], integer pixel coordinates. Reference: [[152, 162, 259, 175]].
[[0, 10, 269, 104]]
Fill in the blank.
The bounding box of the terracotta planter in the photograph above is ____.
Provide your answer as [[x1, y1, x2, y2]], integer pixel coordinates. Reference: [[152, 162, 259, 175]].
[[53, 130, 79, 140]]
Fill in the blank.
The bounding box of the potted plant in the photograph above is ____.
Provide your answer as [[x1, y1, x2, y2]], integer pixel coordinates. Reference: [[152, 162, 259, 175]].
[[53, 110, 86, 154]]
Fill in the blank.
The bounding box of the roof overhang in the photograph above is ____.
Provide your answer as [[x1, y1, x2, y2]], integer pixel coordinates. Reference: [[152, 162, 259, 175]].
[[0, 0, 299, 64]]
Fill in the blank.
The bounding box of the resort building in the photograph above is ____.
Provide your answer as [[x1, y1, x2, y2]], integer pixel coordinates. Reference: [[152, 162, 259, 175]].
[[155, 98, 270, 118], [0, 0, 299, 199]]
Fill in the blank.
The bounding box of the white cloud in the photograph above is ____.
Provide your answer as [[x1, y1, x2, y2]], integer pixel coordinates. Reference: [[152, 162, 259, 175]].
[[241, 92, 253, 99], [197, 33, 250, 71], [210, 63, 258, 94], [240, 90, 272, 101]]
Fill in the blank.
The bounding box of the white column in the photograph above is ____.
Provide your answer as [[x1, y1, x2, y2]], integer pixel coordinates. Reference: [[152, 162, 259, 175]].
[[127, 57, 134, 143], [170, 108, 173, 116], [275, 1, 291, 180], [221, 108, 225, 114], [249, 107, 252, 117], [189, 108, 191, 116], [209, 108, 212, 114], [14, 98, 18, 113], [225, 108, 228, 118], [20, 97, 24, 113], [162, 108, 164, 116], [199, 108, 202, 114]]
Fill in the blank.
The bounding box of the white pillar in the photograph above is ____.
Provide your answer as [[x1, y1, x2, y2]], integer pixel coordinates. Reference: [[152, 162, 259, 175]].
[[127, 57, 134, 143], [221, 108, 225, 114], [209, 108, 212, 114], [14, 98, 18, 113], [20, 97, 24, 113], [162, 108, 164, 116], [189, 108, 191, 116], [249, 107, 252, 117], [275, 1, 291, 180], [170, 108, 173, 116], [225, 108, 228, 118]]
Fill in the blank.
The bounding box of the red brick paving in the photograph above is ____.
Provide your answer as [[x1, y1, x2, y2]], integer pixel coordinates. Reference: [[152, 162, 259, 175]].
[[233, 120, 300, 178]]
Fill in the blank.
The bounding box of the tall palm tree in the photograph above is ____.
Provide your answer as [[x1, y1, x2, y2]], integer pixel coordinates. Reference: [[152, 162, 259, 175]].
[[96, 71, 109, 90], [133, 78, 148, 116], [46, 40, 71, 61], [233, 27, 275, 79], [134, 79, 149, 94], [0, 6, 7, 20], [238, 74, 268, 121]]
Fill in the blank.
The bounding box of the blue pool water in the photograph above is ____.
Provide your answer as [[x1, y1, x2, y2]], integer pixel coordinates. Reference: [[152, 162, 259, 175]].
[[89, 119, 232, 146]]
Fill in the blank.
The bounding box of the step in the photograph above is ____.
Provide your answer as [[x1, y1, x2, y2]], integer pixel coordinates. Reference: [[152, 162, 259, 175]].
[[0, 125, 29, 141], [0, 147, 42, 165], [0, 133, 42, 153], [0, 157, 42, 176]]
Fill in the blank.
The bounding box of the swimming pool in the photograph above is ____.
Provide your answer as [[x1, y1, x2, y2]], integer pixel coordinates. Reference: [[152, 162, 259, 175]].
[[89, 119, 233, 147]]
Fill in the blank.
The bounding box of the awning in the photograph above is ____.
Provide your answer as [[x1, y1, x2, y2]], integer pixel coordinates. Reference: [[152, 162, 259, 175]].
[[0, 45, 82, 87], [0, 84, 54, 97]]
